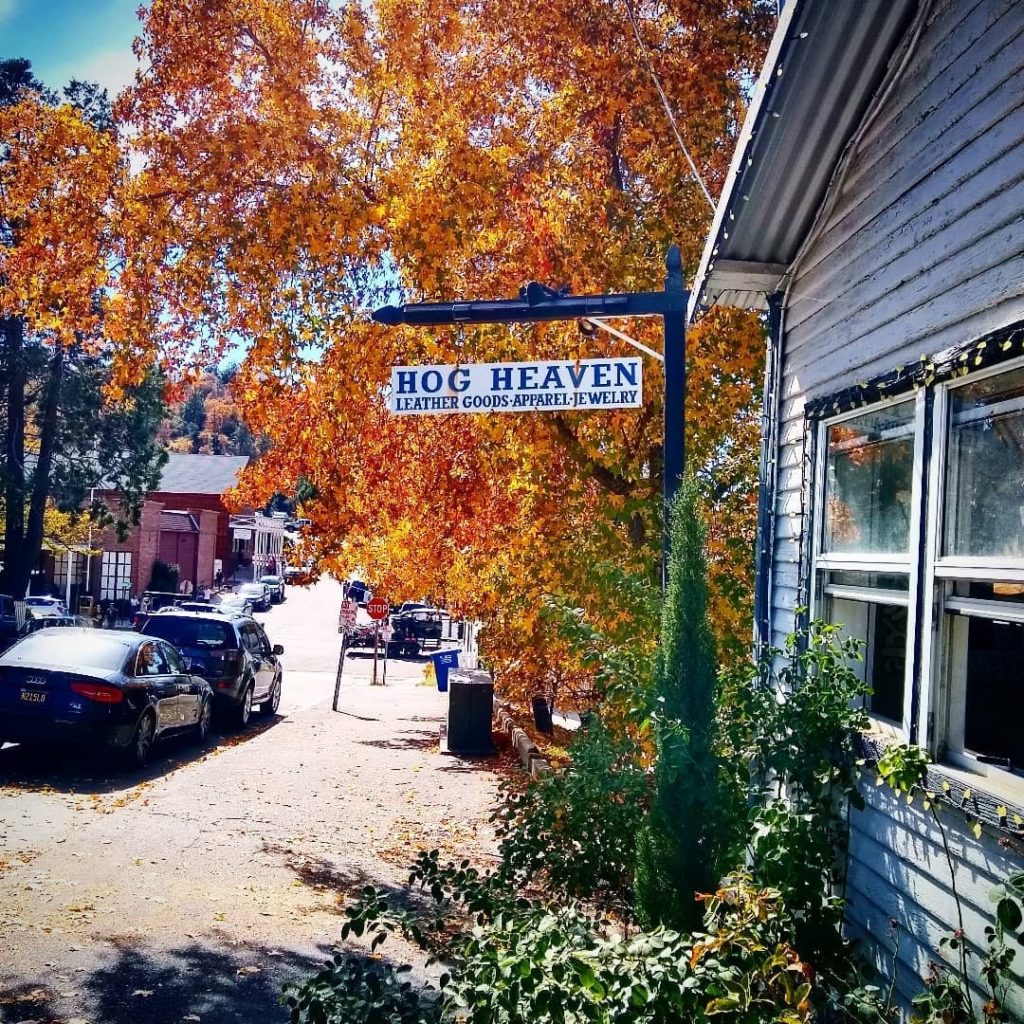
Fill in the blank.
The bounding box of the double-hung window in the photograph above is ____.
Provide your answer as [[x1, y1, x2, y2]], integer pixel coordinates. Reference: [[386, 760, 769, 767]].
[[812, 355, 1024, 790], [812, 399, 921, 731], [931, 364, 1024, 776]]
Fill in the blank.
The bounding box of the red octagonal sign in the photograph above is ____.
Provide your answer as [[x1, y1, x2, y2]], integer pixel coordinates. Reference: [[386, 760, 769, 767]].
[[367, 597, 389, 621]]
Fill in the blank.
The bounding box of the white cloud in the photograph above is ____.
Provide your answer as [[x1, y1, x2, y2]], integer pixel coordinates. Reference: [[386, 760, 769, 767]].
[[54, 47, 140, 98], [0, 0, 16, 23]]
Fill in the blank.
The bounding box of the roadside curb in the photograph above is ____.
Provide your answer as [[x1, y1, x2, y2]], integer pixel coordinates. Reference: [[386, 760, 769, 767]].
[[494, 701, 550, 778]]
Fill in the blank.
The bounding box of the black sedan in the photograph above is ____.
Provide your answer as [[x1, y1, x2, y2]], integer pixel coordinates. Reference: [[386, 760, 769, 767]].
[[0, 628, 213, 766]]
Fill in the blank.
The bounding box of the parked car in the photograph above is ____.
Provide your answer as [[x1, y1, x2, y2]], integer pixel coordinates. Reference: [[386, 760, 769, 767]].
[[393, 608, 444, 648], [24, 596, 68, 616], [139, 611, 283, 726], [385, 617, 422, 658], [344, 580, 371, 605], [24, 613, 93, 634], [132, 590, 186, 628], [0, 628, 213, 765], [217, 593, 254, 616], [259, 575, 285, 603], [238, 582, 271, 612], [346, 621, 379, 648], [174, 601, 218, 613]]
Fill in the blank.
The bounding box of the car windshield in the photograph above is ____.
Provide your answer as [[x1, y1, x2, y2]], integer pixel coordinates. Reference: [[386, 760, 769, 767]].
[[239, 584, 264, 595], [260, 576, 280, 584], [143, 617, 236, 650], [25, 597, 57, 605], [1, 632, 131, 671]]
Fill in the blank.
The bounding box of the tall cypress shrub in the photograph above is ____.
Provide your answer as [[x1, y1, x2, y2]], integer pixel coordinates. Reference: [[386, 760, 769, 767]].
[[635, 479, 722, 930]]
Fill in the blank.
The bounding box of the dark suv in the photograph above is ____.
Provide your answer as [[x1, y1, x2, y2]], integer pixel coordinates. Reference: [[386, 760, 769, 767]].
[[139, 611, 283, 726]]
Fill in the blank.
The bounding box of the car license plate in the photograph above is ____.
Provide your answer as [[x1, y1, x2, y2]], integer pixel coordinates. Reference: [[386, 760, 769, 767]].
[[20, 689, 47, 704]]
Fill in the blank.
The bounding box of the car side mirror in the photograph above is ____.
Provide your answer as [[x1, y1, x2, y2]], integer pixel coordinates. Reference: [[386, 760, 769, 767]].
[[272, 644, 284, 656]]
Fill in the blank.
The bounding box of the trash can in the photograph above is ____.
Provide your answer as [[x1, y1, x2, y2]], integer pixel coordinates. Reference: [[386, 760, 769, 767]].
[[446, 669, 495, 755], [430, 648, 460, 692], [532, 696, 553, 734]]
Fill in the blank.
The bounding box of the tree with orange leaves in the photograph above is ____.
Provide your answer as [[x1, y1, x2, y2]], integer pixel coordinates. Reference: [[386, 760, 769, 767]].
[[0, 60, 166, 596], [114, 0, 772, 704]]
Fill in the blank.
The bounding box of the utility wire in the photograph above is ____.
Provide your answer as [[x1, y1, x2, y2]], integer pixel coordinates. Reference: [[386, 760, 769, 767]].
[[622, 0, 716, 212]]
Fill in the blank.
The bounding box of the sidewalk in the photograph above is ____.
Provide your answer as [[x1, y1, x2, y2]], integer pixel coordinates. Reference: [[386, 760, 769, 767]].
[[0, 665, 509, 1023]]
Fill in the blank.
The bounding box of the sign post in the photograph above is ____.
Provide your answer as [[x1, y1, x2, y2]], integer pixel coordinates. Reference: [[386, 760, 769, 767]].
[[372, 246, 688, 584], [367, 598, 389, 686], [338, 599, 358, 633]]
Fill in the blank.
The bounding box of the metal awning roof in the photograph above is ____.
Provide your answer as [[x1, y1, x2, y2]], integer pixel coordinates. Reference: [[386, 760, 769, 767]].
[[688, 0, 921, 318]]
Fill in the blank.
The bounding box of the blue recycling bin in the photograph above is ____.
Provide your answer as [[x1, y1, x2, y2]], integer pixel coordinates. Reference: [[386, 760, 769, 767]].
[[431, 648, 460, 692]]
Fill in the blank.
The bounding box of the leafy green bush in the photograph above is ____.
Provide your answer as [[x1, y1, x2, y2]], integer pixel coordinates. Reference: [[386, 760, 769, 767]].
[[494, 715, 648, 912], [718, 621, 871, 974], [285, 858, 820, 1024]]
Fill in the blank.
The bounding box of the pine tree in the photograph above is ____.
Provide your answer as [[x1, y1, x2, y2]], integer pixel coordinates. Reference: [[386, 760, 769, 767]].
[[634, 479, 723, 931]]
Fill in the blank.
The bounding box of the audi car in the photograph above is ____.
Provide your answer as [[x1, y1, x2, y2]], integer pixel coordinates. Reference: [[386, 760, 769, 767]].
[[0, 628, 213, 766]]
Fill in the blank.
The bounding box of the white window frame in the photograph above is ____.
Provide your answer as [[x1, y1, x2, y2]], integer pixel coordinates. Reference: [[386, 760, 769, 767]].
[[100, 551, 132, 602], [810, 392, 926, 737], [925, 357, 1024, 786]]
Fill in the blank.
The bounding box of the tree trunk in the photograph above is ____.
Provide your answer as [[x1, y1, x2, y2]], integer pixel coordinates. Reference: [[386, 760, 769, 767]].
[[20, 345, 65, 596], [1, 316, 27, 595]]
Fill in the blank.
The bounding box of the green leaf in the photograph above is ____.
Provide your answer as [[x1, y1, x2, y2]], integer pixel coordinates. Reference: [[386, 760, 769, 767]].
[[998, 897, 1023, 932], [706, 996, 742, 1014]]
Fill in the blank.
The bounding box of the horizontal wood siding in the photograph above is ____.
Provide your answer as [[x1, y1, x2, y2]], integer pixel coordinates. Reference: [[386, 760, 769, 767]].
[[846, 782, 1024, 1017], [769, 0, 1024, 1006]]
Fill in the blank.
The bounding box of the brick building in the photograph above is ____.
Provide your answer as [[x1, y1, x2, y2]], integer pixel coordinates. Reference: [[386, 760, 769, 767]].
[[66, 454, 251, 603]]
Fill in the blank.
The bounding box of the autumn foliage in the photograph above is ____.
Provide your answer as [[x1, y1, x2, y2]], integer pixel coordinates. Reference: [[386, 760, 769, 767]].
[[20, 1, 772, 704], [0, 93, 120, 348]]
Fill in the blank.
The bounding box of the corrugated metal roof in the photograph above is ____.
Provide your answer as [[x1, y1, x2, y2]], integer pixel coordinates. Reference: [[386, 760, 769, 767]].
[[157, 454, 249, 495], [689, 0, 920, 317]]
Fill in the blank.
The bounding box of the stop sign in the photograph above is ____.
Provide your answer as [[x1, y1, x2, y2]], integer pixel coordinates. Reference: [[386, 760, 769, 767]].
[[367, 597, 389, 621]]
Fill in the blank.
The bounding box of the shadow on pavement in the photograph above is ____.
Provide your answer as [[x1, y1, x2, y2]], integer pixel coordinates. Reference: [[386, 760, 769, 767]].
[[264, 843, 438, 918], [1, 937, 331, 1024], [355, 728, 438, 751], [0, 715, 283, 795]]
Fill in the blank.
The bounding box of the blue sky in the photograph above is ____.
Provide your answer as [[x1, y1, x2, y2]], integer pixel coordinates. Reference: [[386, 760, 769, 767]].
[[1, 0, 145, 97]]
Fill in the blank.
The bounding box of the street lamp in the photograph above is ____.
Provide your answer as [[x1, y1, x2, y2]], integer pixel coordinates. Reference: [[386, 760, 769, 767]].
[[372, 245, 688, 582]]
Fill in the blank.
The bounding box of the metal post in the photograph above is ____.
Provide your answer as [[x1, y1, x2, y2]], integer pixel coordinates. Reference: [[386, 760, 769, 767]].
[[662, 245, 686, 587], [332, 632, 348, 711], [372, 625, 380, 686], [371, 246, 689, 590]]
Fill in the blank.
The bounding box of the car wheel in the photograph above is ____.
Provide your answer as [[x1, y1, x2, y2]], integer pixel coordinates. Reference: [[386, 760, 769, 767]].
[[236, 684, 254, 728], [261, 676, 281, 716], [127, 711, 156, 767], [196, 698, 212, 743]]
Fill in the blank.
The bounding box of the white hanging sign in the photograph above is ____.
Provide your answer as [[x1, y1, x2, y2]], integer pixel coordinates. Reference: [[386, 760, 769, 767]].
[[389, 357, 643, 415]]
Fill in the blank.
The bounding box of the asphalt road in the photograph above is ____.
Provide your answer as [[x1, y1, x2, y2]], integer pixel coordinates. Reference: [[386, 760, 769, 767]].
[[0, 579, 506, 1024]]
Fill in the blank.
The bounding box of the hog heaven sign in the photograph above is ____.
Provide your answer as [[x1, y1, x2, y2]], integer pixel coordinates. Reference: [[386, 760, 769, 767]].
[[389, 357, 642, 415]]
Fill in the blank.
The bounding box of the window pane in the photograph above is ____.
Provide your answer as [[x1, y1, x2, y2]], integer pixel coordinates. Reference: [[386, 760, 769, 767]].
[[828, 596, 907, 724], [953, 580, 1024, 604], [824, 403, 915, 554], [828, 570, 908, 592], [946, 367, 1024, 558], [962, 617, 1024, 767]]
